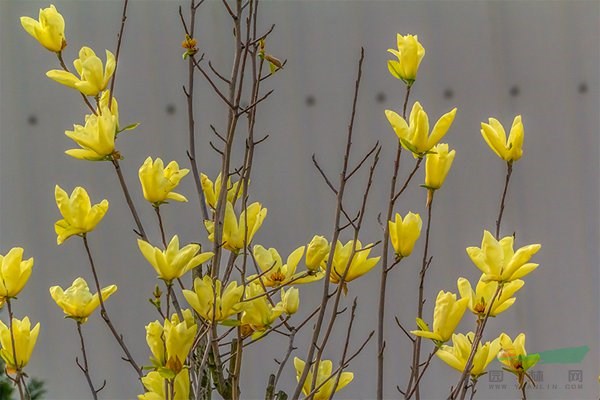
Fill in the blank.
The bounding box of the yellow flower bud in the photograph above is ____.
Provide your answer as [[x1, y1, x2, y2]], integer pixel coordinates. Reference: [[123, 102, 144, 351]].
[[200, 173, 241, 210], [205, 202, 267, 253], [139, 369, 189, 400], [425, 143, 456, 190], [145, 320, 165, 367], [386, 102, 457, 158], [387, 34, 425, 85], [64, 106, 117, 161], [0, 248, 34, 304], [411, 290, 468, 345], [294, 357, 353, 400], [182, 276, 244, 323], [49, 277, 116, 323], [0, 317, 40, 373], [437, 332, 501, 378], [458, 277, 524, 317], [305, 235, 330, 271], [139, 157, 189, 205], [388, 212, 422, 257], [497, 333, 540, 388], [466, 230, 541, 283], [280, 287, 299, 315], [54, 185, 109, 245], [46, 46, 115, 96], [330, 240, 380, 286], [20, 5, 66, 52], [138, 236, 212, 283], [241, 283, 284, 339], [481, 116, 524, 162]]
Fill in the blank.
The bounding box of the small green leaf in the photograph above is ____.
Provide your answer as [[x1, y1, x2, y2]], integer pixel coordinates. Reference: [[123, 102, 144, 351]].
[[220, 319, 241, 327]]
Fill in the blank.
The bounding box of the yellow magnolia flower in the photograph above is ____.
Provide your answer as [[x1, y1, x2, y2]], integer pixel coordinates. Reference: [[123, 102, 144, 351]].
[[437, 332, 501, 378], [145, 320, 165, 367], [389, 212, 422, 257], [411, 290, 468, 345], [138, 236, 213, 282], [54, 185, 109, 245], [385, 102, 457, 157], [200, 173, 241, 210], [20, 5, 66, 52], [182, 276, 244, 323], [64, 105, 117, 161], [139, 157, 189, 205], [138, 370, 189, 400], [481, 116, 524, 162], [46, 46, 115, 97], [164, 312, 197, 372], [294, 357, 353, 400], [205, 202, 267, 253], [281, 287, 299, 315], [305, 235, 330, 271], [457, 277, 524, 318], [49, 277, 117, 323], [0, 317, 40, 373], [497, 333, 540, 388], [425, 143, 456, 190], [466, 231, 541, 282], [0, 248, 34, 304], [251, 245, 322, 287], [241, 283, 285, 339], [387, 34, 425, 85], [329, 240, 380, 285]]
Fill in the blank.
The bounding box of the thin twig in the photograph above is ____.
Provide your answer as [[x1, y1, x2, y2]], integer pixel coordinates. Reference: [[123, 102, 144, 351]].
[[108, 0, 129, 106], [111, 159, 147, 240], [154, 206, 168, 248], [76, 322, 101, 400], [495, 162, 513, 238], [6, 300, 25, 400]]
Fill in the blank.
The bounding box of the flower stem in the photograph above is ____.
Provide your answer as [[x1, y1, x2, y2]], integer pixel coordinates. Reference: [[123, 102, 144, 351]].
[[76, 322, 99, 400], [111, 159, 147, 240], [6, 299, 25, 400], [495, 162, 513, 239], [154, 205, 168, 248]]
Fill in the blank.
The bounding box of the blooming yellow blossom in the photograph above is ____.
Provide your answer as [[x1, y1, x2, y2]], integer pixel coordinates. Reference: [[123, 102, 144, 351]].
[[138, 236, 213, 282], [54, 185, 109, 245], [387, 34, 425, 85], [389, 212, 422, 257], [280, 287, 299, 315], [466, 231, 541, 282], [241, 283, 285, 339], [139, 157, 189, 205], [138, 370, 189, 400], [385, 102, 457, 157], [20, 5, 66, 52], [497, 333, 540, 388], [46, 47, 115, 96], [0, 317, 40, 373], [164, 312, 197, 372], [182, 276, 244, 323], [205, 202, 267, 253], [0, 247, 34, 304], [329, 240, 380, 285], [49, 277, 116, 323], [200, 173, 241, 210], [481, 116, 524, 162], [64, 105, 117, 161], [411, 290, 468, 345], [251, 245, 322, 287], [437, 332, 501, 378], [305, 235, 330, 271], [424, 143, 456, 190], [294, 357, 353, 400], [457, 277, 524, 318], [145, 320, 165, 367]]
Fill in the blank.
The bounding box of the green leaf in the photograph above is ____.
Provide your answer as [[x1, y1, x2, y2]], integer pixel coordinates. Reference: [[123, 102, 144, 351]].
[[117, 122, 140, 134], [220, 319, 241, 327]]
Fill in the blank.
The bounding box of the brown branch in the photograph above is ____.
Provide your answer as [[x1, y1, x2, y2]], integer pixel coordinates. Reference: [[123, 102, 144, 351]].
[[76, 322, 104, 400], [108, 0, 129, 106], [111, 159, 147, 240], [495, 161, 513, 239], [6, 299, 25, 400]]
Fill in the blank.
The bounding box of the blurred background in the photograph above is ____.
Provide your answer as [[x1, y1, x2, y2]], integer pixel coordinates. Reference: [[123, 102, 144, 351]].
[[0, 0, 598, 399]]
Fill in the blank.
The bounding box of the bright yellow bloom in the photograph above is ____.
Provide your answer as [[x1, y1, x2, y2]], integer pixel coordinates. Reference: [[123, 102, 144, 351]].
[[0, 248, 34, 304], [64, 106, 117, 161], [200, 173, 241, 210], [411, 290, 468, 345], [0, 317, 40, 373], [145, 320, 165, 367], [294, 357, 353, 400], [54, 185, 109, 245], [182, 276, 244, 323], [437, 332, 501, 378], [497, 333, 540, 388], [164, 312, 197, 372], [385, 102, 457, 157], [139, 157, 189, 205], [305, 235, 330, 271], [138, 236, 213, 282], [138, 370, 189, 400], [20, 5, 66, 52], [47, 47, 115, 96], [49, 277, 116, 323], [425, 143, 456, 190], [387, 34, 425, 85], [251, 245, 322, 287], [466, 231, 541, 283], [481, 116, 524, 162], [205, 202, 267, 253], [241, 283, 284, 339], [329, 240, 380, 285], [457, 277, 524, 318], [281, 287, 299, 315], [389, 212, 422, 257]]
